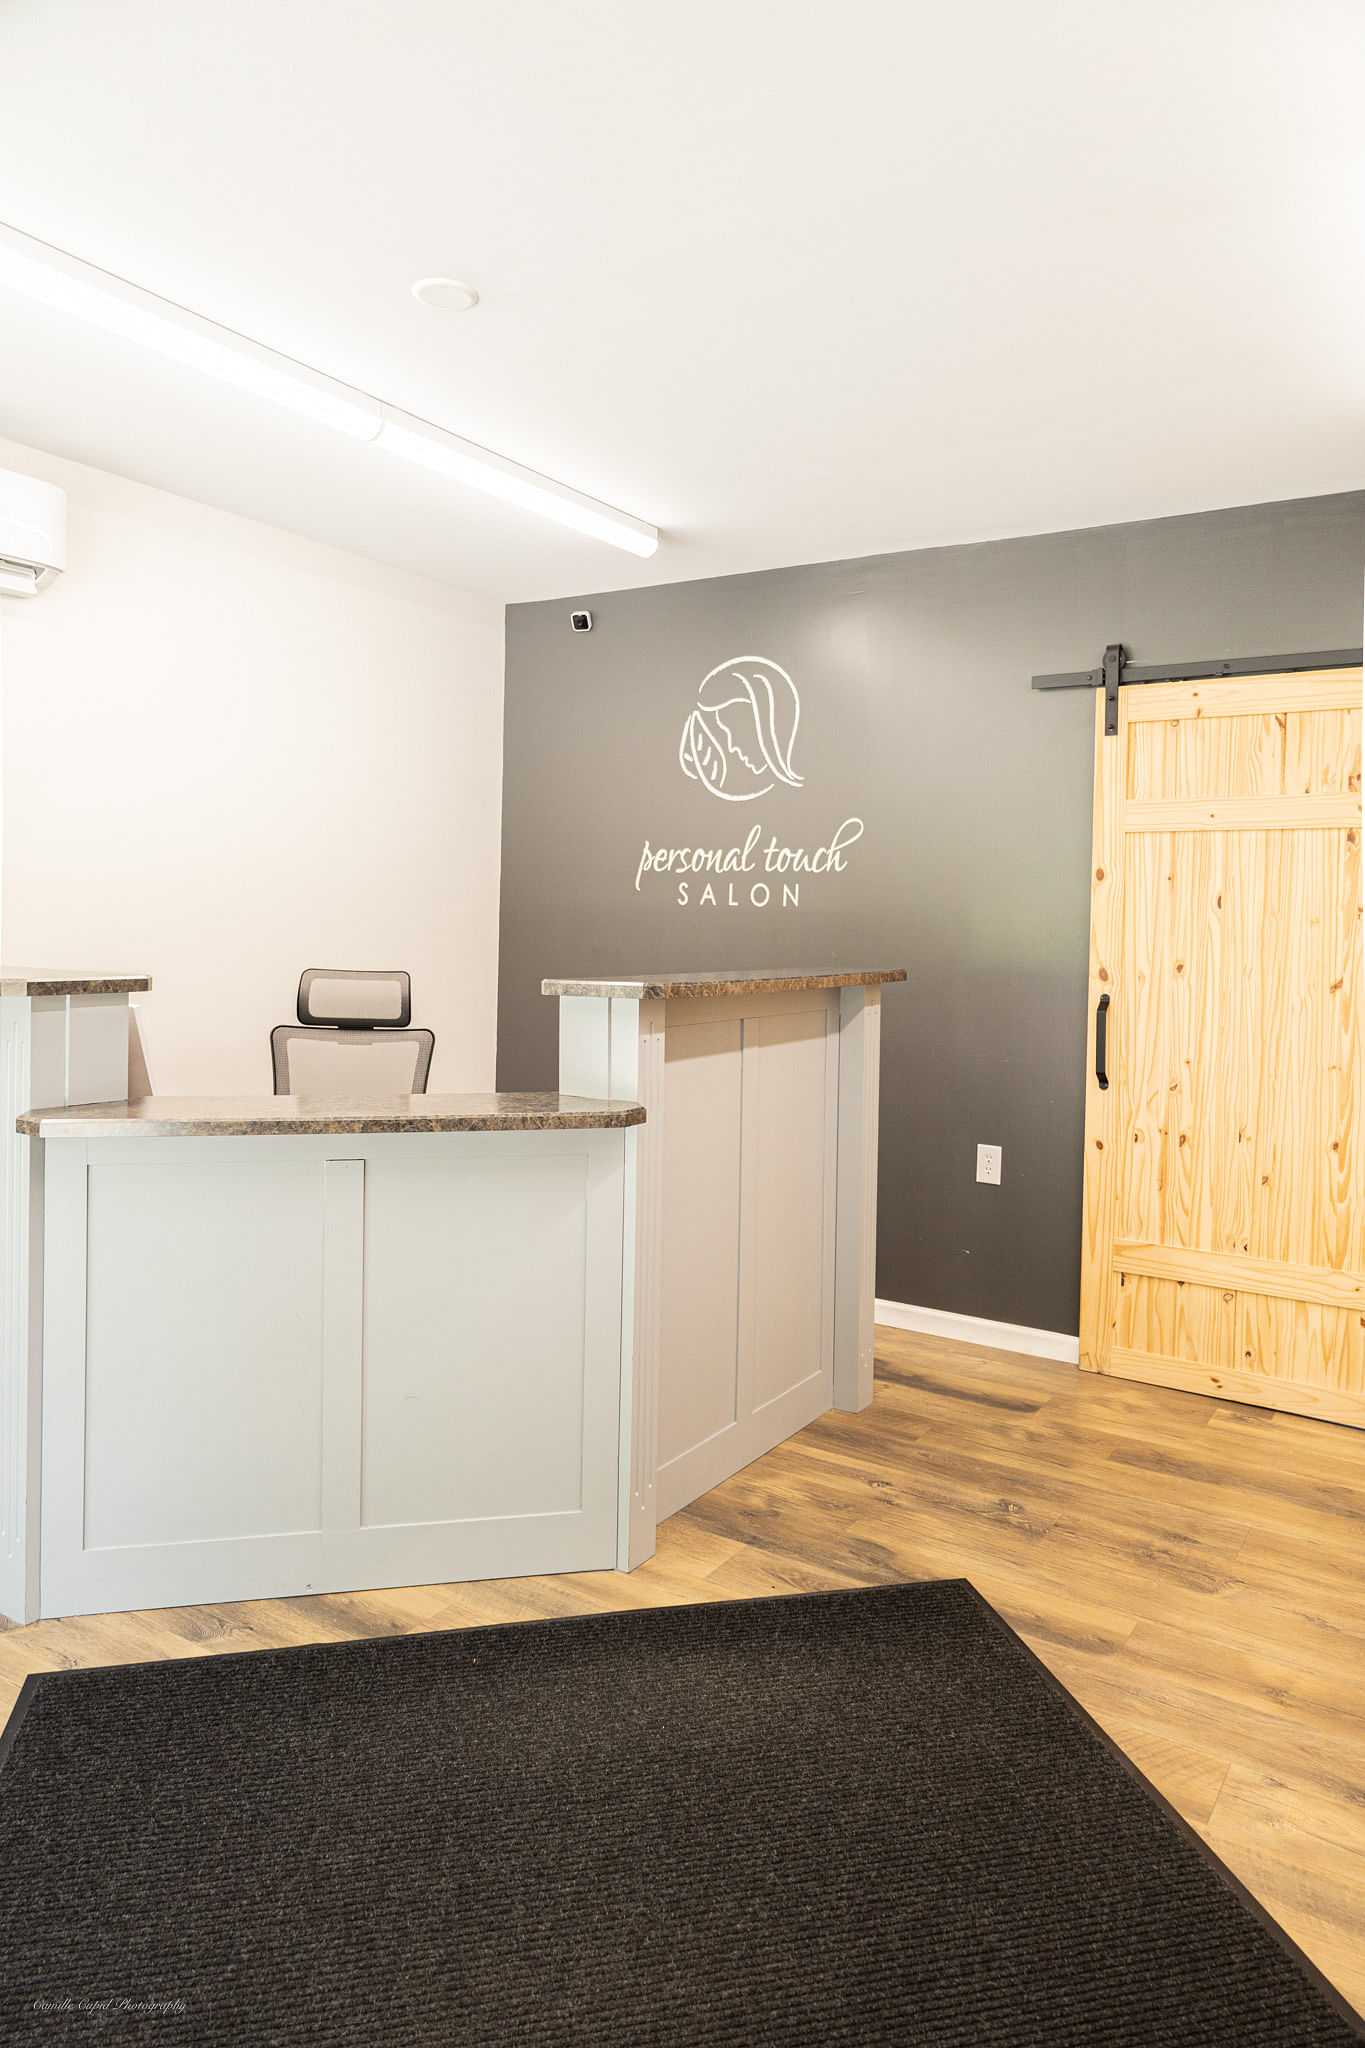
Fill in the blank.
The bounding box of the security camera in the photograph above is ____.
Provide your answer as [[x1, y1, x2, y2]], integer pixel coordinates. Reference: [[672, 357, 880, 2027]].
[[570, 609, 593, 633]]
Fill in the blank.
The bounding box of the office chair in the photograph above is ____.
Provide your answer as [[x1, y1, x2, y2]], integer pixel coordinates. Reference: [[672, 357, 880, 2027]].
[[270, 968, 435, 1095]]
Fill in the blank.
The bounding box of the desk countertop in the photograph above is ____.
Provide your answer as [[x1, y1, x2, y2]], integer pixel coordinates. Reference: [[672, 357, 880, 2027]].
[[1, 970, 152, 997], [17, 1093, 646, 1138], [542, 967, 907, 1000]]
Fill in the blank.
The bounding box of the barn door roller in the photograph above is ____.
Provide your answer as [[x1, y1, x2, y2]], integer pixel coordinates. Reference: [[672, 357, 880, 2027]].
[[1031, 644, 1363, 738]]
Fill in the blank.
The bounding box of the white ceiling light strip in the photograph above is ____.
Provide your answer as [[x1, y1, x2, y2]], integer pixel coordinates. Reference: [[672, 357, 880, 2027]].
[[0, 221, 660, 558], [375, 410, 658, 556], [0, 224, 383, 441]]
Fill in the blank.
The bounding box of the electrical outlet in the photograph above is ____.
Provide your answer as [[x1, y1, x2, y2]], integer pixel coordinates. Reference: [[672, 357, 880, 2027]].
[[976, 1143, 1002, 1186]]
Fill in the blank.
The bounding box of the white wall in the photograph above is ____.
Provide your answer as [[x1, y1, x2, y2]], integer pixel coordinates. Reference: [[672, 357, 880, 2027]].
[[0, 436, 504, 1094]]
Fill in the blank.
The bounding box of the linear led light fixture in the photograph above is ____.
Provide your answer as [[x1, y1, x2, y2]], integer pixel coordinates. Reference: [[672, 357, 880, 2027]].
[[0, 221, 660, 558], [373, 410, 657, 556], [0, 222, 382, 440]]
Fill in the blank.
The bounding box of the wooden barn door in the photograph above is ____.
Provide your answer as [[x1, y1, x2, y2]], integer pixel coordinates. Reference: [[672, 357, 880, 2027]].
[[1079, 666, 1365, 1428]]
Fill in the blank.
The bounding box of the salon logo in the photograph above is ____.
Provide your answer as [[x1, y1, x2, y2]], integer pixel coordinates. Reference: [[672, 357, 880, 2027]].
[[679, 656, 804, 802], [645, 654, 862, 910]]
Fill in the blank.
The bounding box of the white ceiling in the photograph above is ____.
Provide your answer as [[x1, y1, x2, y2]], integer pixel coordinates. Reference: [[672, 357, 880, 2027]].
[[0, 1, 1360, 603]]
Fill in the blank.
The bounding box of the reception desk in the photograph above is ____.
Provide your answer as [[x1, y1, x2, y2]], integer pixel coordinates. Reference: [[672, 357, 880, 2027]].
[[8, 965, 901, 1622], [547, 967, 905, 1565], [9, 1093, 643, 1622]]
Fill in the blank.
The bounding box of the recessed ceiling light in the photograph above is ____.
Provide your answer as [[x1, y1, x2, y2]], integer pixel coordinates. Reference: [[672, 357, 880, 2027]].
[[410, 276, 479, 312]]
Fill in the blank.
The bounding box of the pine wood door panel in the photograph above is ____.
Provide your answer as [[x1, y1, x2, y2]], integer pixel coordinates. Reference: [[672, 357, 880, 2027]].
[[1113, 1273, 1236, 1370], [1126, 710, 1285, 801], [1080, 668, 1365, 1429]]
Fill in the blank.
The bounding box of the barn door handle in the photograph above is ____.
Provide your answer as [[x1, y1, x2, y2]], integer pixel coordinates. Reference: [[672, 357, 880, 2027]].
[[1095, 993, 1110, 1091]]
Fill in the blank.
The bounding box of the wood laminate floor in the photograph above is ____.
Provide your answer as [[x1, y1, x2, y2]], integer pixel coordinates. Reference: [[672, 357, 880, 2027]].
[[2, 1325, 1362, 2011]]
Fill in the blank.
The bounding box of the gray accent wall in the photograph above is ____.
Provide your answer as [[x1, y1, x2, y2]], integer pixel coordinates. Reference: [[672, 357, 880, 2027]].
[[498, 493, 1365, 1336]]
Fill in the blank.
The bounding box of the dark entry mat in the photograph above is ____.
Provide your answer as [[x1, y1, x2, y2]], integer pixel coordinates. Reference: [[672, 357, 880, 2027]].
[[1, 1579, 1359, 2044]]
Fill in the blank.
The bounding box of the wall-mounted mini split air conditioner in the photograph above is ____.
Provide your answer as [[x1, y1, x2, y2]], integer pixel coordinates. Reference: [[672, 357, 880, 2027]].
[[0, 467, 67, 596]]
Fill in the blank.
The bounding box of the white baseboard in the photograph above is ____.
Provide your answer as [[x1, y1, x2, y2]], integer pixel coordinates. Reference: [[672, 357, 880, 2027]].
[[874, 1297, 1079, 1365]]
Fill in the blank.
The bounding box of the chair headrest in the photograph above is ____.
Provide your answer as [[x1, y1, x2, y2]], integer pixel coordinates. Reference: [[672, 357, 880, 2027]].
[[297, 969, 412, 1029]]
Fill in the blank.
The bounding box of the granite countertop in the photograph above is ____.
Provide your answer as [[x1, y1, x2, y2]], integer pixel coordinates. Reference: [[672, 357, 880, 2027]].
[[17, 1093, 646, 1138], [0, 970, 153, 997], [542, 967, 908, 1000]]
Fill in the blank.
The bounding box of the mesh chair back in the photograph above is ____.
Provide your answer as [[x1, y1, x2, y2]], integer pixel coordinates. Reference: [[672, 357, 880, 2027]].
[[270, 1026, 435, 1096]]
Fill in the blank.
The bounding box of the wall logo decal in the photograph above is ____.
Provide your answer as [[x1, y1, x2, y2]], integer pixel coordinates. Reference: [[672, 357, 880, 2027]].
[[679, 656, 804, 801], [636, 652, 864, 910]]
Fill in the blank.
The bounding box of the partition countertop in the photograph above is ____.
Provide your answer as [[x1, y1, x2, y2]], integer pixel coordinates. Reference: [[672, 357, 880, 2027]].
[[17, 1093, 646, 1139], [542, 967, 907, 1000], [1, 970, 153, 997]]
